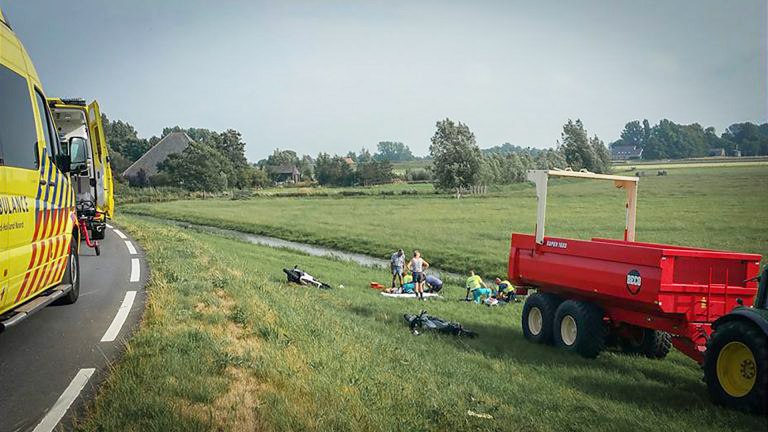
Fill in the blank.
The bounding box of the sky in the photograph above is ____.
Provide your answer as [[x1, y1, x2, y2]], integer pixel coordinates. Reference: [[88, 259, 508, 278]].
[[2, 0, 766, 162]]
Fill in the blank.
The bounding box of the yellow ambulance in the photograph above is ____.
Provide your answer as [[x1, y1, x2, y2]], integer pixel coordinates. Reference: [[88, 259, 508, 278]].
[[0, 9, 80, 330], [49, 98, 114, 255]]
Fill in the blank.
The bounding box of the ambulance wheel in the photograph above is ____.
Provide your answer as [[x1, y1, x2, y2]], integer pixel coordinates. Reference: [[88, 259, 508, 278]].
[[620, 328, 671, 359], [522, 292, 561, 345], [704, 320, 768, 414], [553, 300, 605, 359], [58, 236, 80, 305]]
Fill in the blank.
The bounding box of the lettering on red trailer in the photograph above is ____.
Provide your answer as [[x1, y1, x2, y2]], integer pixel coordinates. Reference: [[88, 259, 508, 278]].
[[626, 269, 642, 295], [545, 240, 568, 249]]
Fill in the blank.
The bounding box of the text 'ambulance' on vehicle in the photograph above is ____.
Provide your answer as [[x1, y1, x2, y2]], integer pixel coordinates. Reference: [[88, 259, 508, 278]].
[[0, 8, 95, 330]]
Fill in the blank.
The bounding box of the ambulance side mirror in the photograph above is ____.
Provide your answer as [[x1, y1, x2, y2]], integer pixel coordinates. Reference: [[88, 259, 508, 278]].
[[67, 137, 88, 174]]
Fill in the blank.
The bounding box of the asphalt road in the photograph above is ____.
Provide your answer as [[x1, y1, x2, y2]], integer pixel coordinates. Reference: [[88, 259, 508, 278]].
[[0, 226, 146, 432]]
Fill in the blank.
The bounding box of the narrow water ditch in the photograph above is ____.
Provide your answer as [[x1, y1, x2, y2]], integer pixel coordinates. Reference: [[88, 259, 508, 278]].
[[135, 215, 462, 281]]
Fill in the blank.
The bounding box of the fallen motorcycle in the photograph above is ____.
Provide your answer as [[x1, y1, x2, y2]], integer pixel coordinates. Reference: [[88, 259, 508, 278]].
[[403, 310, 478, 337], [282, 266, 331, 289]]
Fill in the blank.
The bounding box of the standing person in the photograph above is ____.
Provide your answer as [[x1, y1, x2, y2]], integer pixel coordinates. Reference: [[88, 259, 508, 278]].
[[465, 270, 489, 302], [390, 249, 405, 288], [425, 274, 443, 293], [407, 250, 430, 300]]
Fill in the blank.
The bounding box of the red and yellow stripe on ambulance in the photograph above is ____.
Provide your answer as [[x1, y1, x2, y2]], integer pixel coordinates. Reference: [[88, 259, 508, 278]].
[[2, 150, 77, 314]]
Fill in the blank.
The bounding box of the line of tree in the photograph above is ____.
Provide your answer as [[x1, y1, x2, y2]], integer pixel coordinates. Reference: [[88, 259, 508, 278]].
[[262, 148, 395, 187], [103, 112, 765, 194], [430, 118, 609, 195], [611, 119, 768, 158], [101, 114, 151, 173], [156, 127, 267, 191]]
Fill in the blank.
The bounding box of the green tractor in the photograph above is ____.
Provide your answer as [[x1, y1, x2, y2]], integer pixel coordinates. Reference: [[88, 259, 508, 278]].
[[704, 266, 768, 413]]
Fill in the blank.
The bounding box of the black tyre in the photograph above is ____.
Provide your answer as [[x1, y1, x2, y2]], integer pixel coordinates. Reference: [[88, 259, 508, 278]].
[[553, 300, 606, 359], [620, 328, 671, 359], [704, 320, 768, 414], [58, 236, 80, 305], [521, 292, 561, 344], [95, 244, 101, 256]]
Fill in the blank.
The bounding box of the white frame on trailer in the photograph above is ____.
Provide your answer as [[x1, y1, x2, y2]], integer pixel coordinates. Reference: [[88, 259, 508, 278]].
[[526, 168, 639, 245]]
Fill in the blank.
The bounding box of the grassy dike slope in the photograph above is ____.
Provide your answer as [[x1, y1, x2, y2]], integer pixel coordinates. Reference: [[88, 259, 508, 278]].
[[77, 215, 765, 431], [123, 166, 768, 278]]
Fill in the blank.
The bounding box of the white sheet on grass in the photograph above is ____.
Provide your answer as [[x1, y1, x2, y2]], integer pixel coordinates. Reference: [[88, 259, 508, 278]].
[[380, 292, 441, 298]]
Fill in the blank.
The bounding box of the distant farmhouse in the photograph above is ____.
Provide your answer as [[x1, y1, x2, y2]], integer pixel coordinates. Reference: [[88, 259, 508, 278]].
[[611, 145, 643, 161], [122, 132, 192, 182], [267, 165, 301, 183]]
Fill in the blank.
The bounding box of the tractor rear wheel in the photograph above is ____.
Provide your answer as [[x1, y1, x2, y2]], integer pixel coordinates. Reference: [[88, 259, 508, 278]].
[[553, 300, 606, 359], [521, 292, 561, 345], [620, 328, 671, 359], [704, 320, 768, 414]]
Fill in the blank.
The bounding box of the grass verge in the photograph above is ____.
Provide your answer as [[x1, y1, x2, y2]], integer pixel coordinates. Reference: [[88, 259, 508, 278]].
[[77, 214, 766, 431]]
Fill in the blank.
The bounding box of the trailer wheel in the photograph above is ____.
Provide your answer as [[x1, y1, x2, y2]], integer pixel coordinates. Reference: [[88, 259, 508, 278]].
[[521, 292, 561, 345], [620, 328, 671, 359], [704, 320, 768, 414], [57, 235, 80, 305], [553, 300, 605, 359]]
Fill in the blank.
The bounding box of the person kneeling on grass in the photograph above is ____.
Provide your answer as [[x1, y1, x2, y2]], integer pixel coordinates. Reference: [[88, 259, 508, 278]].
[[403, 271, 413, 285], [494, 278, 517, 302], [425, 274, 443, 293], [465, 270, 489, 302], [472, 287, 492, 304], [401, 282, 416, 294]]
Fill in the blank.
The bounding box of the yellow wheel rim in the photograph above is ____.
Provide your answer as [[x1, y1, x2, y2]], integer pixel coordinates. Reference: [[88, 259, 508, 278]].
[[560, 315, 578, 346], [716, 341, 756, 397]]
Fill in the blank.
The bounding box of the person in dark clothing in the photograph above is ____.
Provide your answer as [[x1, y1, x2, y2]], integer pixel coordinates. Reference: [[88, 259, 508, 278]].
[[425, 274, 443, 293]]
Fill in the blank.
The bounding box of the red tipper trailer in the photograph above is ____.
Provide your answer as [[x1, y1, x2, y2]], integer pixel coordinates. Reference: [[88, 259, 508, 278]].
[[511, 169, 766, 413]]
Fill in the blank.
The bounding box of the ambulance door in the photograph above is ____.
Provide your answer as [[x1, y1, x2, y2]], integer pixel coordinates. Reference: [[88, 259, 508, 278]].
[[1, 159, 8, 312], [86, 101, 113, 219], [30, 87, 66, 296]]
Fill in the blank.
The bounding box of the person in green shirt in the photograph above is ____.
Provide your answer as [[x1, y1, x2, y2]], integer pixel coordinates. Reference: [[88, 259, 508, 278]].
[[494, 278, 517, 302], [465, 270, 490, 303], [403, 271, 413, 285]]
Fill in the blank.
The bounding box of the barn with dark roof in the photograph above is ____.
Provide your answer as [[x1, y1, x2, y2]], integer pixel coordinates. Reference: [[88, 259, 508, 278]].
[[122, 132, 192, 180]]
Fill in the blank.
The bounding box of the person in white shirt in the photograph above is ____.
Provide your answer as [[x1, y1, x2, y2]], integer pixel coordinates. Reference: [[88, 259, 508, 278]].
[[406, 250, 430, 301]]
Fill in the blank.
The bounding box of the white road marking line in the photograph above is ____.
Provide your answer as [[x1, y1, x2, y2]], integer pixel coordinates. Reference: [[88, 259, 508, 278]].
[[124, 240, 137, 255], [32, 368, 95, 432], [113, 229, 127, 239], [130, 258, 140, 282], [100, 291, 137, 342], [106, 223, 113, 229]]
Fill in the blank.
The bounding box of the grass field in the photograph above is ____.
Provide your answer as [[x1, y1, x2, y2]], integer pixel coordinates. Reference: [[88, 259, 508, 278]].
[[613, 161, 768, 170], [78, 215, 767, 431], [391, 159, 432, 175], [253, 182, 434, 197], [123, 165, 768, 279]]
